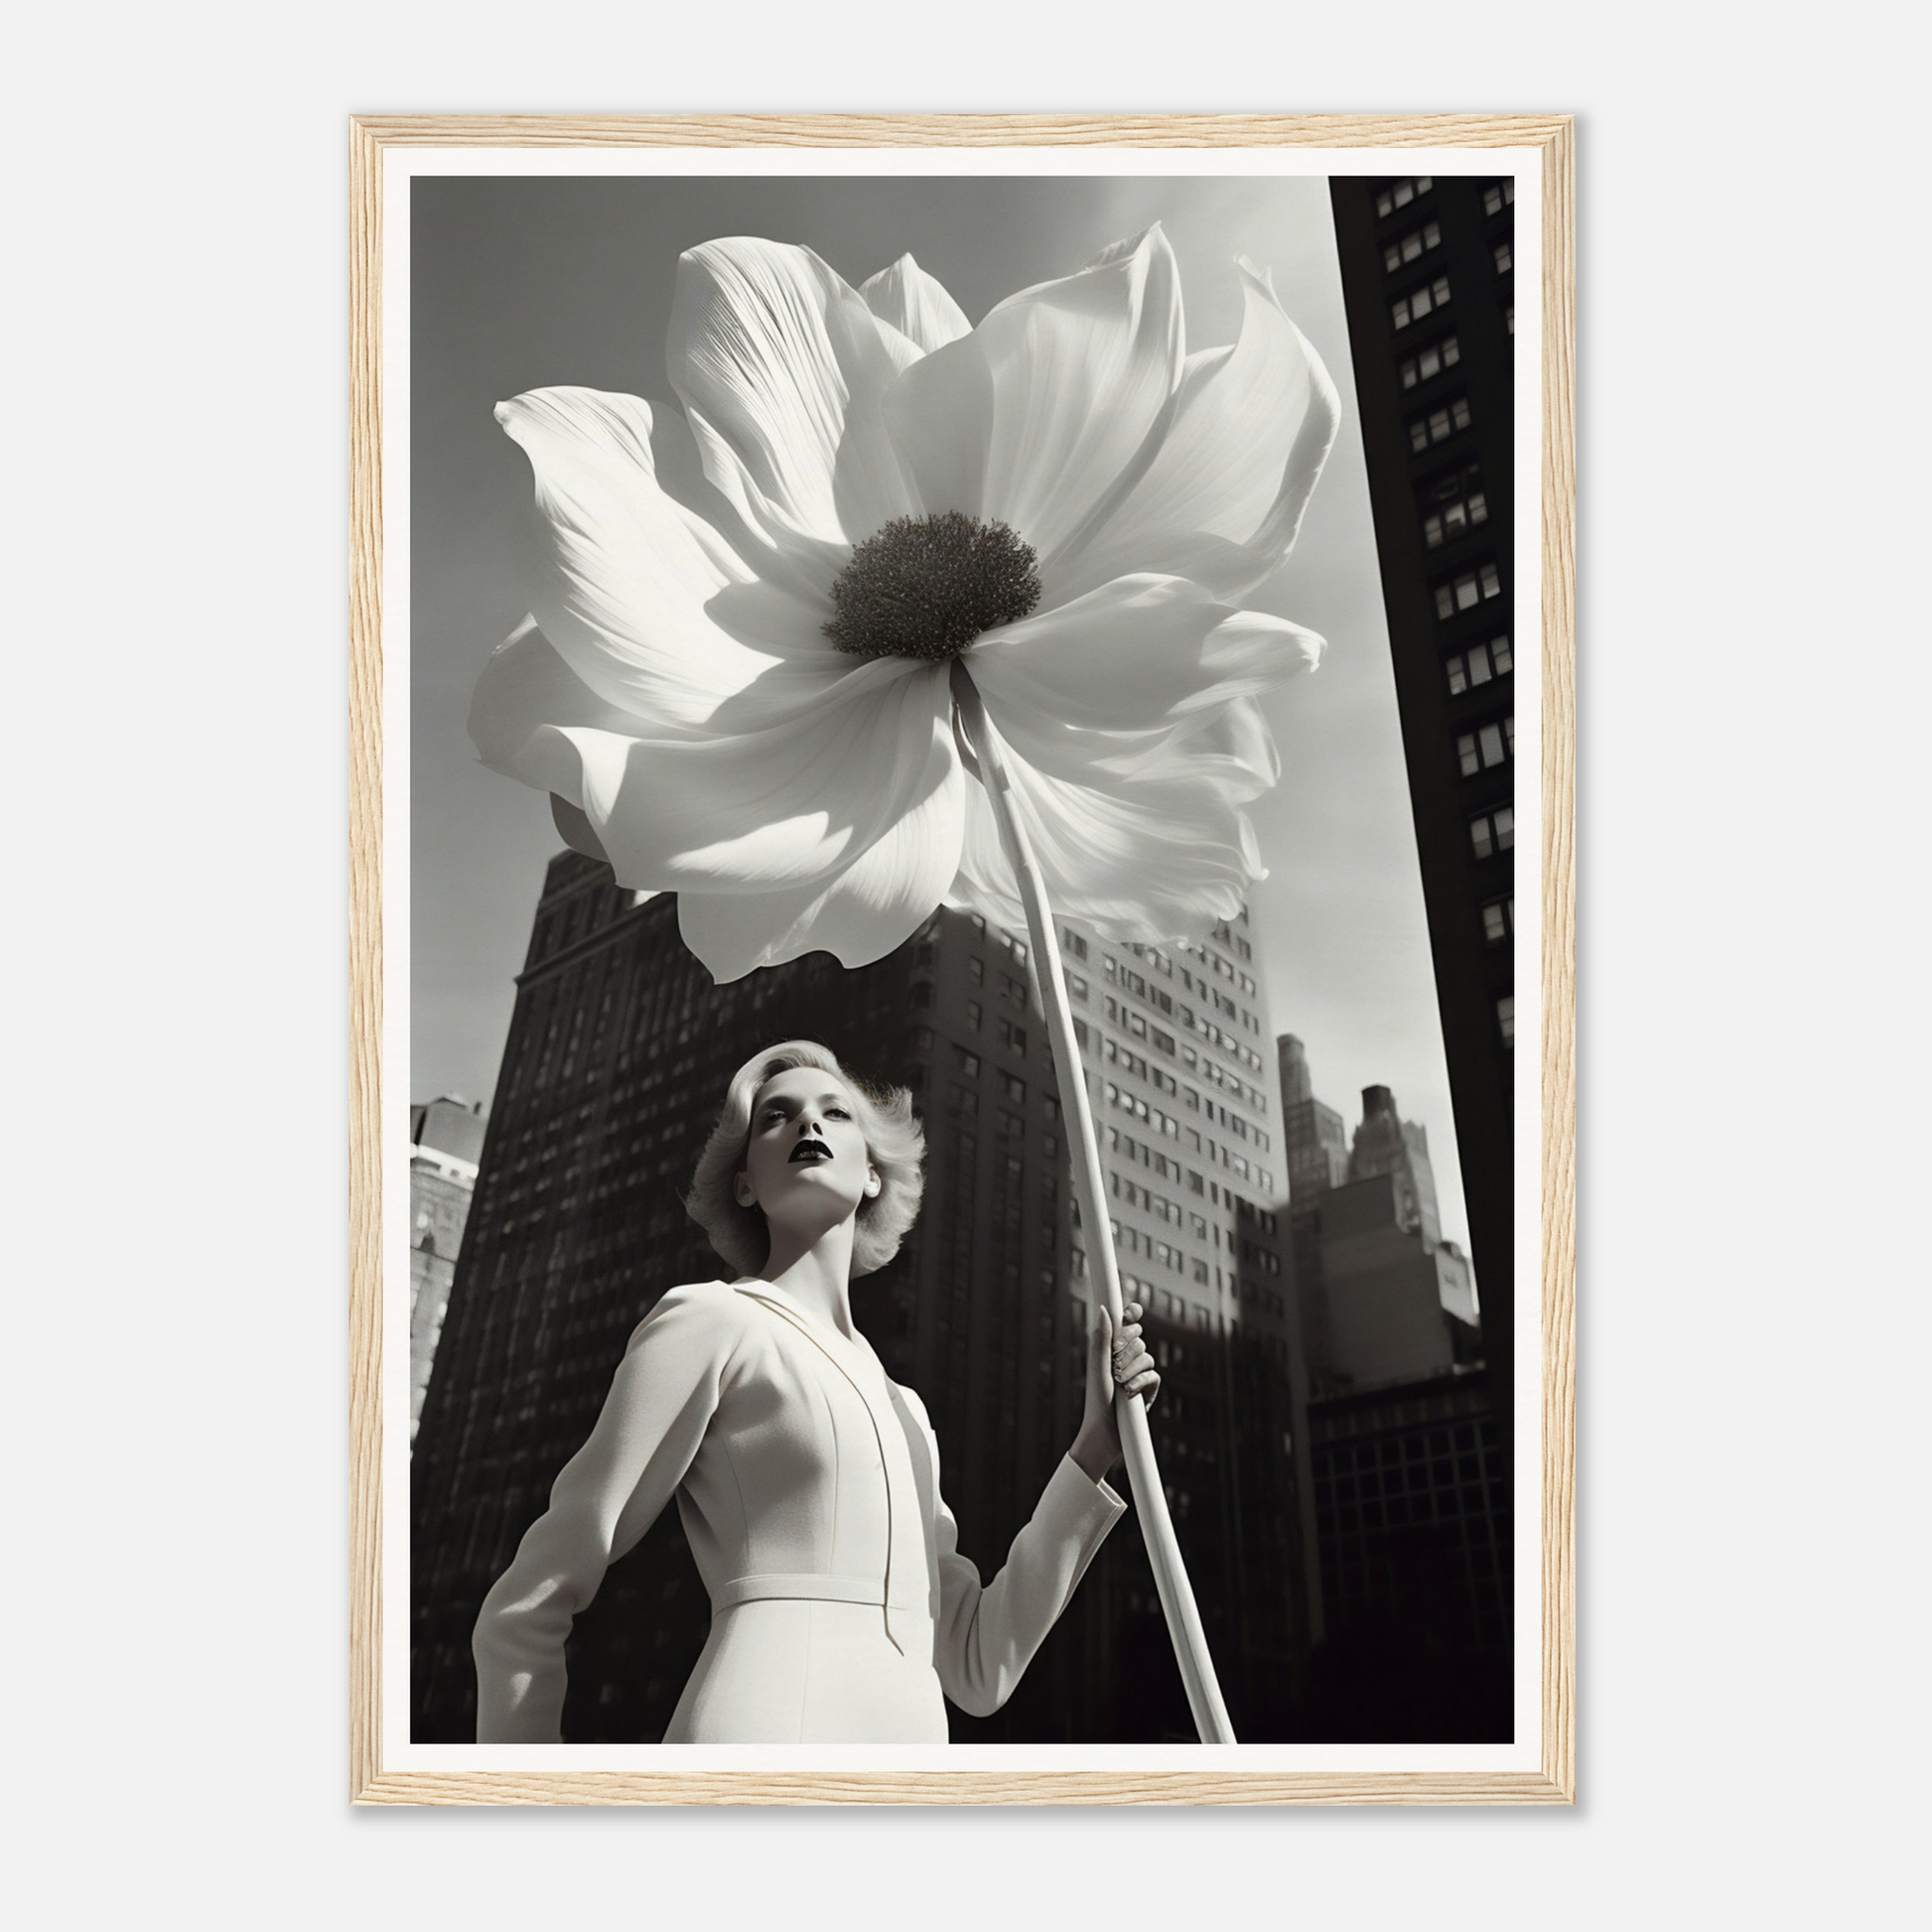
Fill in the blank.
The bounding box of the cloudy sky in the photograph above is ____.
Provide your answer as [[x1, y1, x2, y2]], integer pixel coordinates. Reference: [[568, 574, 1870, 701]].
[[409, 172, 1473, 1253]]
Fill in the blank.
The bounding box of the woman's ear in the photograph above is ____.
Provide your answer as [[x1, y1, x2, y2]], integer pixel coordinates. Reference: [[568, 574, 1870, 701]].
[[734, 1172, 756, 1208], [864, 1168, 882, 1199]]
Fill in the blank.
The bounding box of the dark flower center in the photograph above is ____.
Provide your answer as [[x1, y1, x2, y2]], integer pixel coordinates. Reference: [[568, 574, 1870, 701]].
[[823, 512, 1041, 661]]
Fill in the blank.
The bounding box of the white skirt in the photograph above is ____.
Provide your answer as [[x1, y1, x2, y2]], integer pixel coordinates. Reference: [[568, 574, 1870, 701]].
[[662, 1598, 948, 1743]]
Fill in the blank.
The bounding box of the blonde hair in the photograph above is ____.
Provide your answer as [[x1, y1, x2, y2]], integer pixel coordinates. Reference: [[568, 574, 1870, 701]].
[[686, 1041, 925, 1278]]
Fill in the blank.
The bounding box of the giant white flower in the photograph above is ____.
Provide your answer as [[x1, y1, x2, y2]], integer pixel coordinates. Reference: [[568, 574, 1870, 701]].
[[470, 227, 1339, 981]]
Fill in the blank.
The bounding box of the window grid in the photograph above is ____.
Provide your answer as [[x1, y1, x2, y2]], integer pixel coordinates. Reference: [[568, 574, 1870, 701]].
[[1421, 463, 1488, 548], [1446, 635, 1513, 695], [1382, 220, 1442, 274], [1409, 395, 1472, 454], [1435, 562, 1503, 621], [1469, 806, 1515, 861], [1374, 177, 1434, 218], [1391, 276, 1451, 331], [1456, 716, 1515, 778], [1399, 334, 1459, 389]]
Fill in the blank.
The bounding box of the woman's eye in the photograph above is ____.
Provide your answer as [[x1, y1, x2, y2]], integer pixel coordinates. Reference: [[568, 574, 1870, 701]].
[[827, 1107, 850, 1120]]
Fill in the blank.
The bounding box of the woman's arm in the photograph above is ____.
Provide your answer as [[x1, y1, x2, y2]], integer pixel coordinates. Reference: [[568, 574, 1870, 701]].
[[1069, 1300, 1161, 1482], [919, 1305, 1156, 1719], [472, 1284, 736, 1742]]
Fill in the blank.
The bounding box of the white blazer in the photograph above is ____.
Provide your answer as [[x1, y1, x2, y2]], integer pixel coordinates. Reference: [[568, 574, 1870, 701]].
[[474, 1279, 1126, 1742]]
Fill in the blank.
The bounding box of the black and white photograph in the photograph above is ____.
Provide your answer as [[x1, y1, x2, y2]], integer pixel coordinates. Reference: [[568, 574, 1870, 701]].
[[24, 0, 1932, 1903], [388, 142, 1548, 1777]]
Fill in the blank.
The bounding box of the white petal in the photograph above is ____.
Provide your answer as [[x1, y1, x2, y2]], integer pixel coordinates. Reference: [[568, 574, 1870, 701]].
[[967, 575, 1320, 774], [1055, 258, 1341, 602], [668, 237, 916, 551], [644, 390, 848, 611], [950, 753, 1264, 944], [550, 794, 610, 863], [860, 254, 972, 355], [885, 226, 1183, 568], [677, 759, 965, 981], [504, 657, 959, 903], [495, 387, 786, 731], [469, 620, 945, 905], [468, 615, 645, 774]]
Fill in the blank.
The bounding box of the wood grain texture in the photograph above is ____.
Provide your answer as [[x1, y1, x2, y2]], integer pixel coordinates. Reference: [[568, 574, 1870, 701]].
[[354, 1768, 1571, 1806], [346, 112, 1572, 150], [1537, 120, 1579, 1809], [346, 111, 1578, 1806], [348, 115, 384, 1807]]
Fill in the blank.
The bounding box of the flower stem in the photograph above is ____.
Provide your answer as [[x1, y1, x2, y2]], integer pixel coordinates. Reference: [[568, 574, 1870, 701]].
[[949, 660, 1237, 1746]]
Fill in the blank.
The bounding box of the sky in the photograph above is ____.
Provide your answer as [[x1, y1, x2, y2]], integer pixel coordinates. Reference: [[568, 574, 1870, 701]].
[[409, 173, 1473, 1254]]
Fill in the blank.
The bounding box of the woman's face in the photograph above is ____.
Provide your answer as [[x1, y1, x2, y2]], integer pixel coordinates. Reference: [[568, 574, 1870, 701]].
[[736, 1067, 880, 1240]]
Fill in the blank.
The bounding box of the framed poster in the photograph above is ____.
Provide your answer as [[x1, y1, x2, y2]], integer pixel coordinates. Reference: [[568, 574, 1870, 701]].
[[350, 113, 1575, 1804]]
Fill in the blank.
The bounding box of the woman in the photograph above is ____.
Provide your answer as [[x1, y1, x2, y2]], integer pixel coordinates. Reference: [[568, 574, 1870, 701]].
[[474, 1039, 1160, 1743]]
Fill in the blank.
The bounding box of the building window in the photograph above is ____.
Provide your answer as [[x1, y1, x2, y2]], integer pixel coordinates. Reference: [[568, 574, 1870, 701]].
[[1482, 180, 1516, 216], [1482, 897, 1514, 946], [952, 1045, 981, 1077], [1000, 1019, 1028, 1056], [1381, 220, 1441, 274], [1061, 928, 1088, 960], [1446, 634, 1513, 694], [1398, 334, 1459, 389], [1391, 275, 1450, 330], [1456, 715, 1514, 776], [1493, 238, 1514, 276], [1420, 462, 1487, 547], [965, 1000, 983, 1031], [1409, 395, 1471, 453], [1374, 176, 1433, 217], [1066, 973, 1088, 1002], [1469, 805, 1516, 860], [1497, 994, 1516, 1047], [1435, 561, 1503, 620], [967, 956, 984, 985]]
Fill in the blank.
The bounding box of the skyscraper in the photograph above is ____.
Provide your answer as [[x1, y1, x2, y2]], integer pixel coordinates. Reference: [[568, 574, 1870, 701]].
[[1279, 1035, 1349, 1203], [1348, 1083, 1444, 1251], [410, 855, 1319, 1743], [408, 1096, 486, 1439], [1278, 1045, 1476, 1392], [1326, 171, 1518, 1463]]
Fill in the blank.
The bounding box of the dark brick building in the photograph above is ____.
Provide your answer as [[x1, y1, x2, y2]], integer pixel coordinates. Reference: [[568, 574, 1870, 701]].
[[1327, 166, 1519, 1551], [1299, 1367, 1511, 1742]]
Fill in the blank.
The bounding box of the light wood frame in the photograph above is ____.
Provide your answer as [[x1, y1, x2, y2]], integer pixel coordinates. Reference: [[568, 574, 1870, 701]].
[[349, 112, 1576, 1806]]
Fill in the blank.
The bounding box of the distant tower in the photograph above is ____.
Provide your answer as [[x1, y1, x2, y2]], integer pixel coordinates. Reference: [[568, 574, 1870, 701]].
[[1279, 1036, 1350, 1207], [408, 1096, 485, 1439], [1347, 1085, 1443, 1250], [1272, 1047, 1478, 1388]]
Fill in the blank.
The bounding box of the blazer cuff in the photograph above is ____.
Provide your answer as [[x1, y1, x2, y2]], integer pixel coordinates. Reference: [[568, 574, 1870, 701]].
[[1049, 1452, 1130, 1528]]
